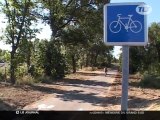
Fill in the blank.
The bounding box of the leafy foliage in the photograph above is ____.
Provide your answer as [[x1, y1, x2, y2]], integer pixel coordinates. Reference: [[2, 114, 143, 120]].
[[0, 0, 113, 84], [119, 22, 160, 75], [140, 74, 160, 89], [1, 0, 39, 84], [35, 40, 66, 78]]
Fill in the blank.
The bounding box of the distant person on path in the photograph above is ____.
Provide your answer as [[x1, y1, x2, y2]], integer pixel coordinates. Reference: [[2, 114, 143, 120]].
[[104, 66, 108, 77]]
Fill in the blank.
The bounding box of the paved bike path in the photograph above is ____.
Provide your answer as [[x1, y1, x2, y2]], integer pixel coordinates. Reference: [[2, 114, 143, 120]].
[[23, 70, 118, 110]]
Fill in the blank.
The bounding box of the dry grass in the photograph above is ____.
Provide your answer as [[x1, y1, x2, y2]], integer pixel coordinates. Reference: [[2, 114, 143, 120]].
[[81, 67, 98, 71], [0, 83, 48, 110], [16, 75, 37, 85]]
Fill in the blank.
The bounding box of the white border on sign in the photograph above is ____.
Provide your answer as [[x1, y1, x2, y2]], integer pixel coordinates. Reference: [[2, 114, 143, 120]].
[[104, 2, 148, 46]]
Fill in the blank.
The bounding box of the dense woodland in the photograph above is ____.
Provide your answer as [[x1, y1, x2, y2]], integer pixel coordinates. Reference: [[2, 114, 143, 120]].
[[0, 0, 160, 88], [0, 0, 114, 84]]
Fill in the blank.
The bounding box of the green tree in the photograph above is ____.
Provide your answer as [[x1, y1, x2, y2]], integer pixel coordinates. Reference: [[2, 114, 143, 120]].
[[61, 27, 87, 73], [129, 22, 160, 74], [35, 40, 66, 78], [17, 27, 39, 71], [37, 0, 111, 75], [1, 0, 38, 84], [148, 22, 160, 62], [147, 22, 160, 74]]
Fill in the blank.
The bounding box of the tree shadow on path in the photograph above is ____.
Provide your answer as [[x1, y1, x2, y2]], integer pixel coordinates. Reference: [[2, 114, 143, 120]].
[[128, 96, 160, 110], [76, 72, 104, 77], [59, 78, 111, 87], [29, 84, 119, 107], [29, 84, 106, 105], [29, 83, 159, 109], [0, 99, 16, 110]]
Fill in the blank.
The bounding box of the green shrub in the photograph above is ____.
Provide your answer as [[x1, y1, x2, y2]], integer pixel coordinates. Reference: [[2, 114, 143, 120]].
[[37, 76, 53, 84], [16, 75, 37, 85], [16, 65, 27, 77], [0, 72, 5, 81], [82, 67, 98, 71], [139, 74, 160, 89], [0, 72, 3, 81]]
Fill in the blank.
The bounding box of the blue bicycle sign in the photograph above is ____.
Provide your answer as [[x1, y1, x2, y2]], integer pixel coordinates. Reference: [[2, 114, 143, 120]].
[[109, 14, 142, 33], [104, 3, 147, 46]]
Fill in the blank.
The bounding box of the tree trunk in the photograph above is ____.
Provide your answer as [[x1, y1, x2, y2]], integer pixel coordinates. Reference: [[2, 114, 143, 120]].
[[85, 54, 89, 67], [10, 50, 16, 84], [90, 53, 94, 66], [156, 44, 160, 62], [71, 54, 76, 73], [27, 48, 31, 71], [44, 46, 52, 76], [94, 53, 98, 66]]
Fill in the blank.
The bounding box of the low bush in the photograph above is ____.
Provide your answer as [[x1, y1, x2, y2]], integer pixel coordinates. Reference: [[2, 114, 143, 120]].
[[0, 72, 3, 81], [16, 75, 37, 85], [139, 74, 160, 89], [82, 67, 98, 71], [0, 72, 5, 81], [37, 76, 53, 84]]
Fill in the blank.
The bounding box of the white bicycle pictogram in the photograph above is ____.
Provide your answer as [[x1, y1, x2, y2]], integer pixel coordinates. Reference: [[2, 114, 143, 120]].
[[109, 14, 142, 33]]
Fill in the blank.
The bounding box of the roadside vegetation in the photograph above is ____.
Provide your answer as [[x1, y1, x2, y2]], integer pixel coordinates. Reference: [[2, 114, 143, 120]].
[[140, 74, 160, 89], [0, 0, 113, 85], [0, 0, 159, 89], [118, 22, 160, 89]]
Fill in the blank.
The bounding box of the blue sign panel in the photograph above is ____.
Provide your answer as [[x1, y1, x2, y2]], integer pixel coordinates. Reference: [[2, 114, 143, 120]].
[[104, 3, 148, 46]]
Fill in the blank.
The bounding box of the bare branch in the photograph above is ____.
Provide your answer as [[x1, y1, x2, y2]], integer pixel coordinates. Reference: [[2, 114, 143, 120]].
[[66, 0, 74, 8]]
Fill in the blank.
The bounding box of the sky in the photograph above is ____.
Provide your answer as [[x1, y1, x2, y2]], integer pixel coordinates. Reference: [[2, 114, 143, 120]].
[[0, 0, 159, 58]]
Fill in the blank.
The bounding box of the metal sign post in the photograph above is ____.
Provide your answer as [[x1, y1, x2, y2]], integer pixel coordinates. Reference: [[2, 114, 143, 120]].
[[104, 3, 148, 111], [121, 46, 129, 111]]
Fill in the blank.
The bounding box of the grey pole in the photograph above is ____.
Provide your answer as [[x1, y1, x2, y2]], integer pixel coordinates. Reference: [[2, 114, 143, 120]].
[[121, 45, 129, 111]]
